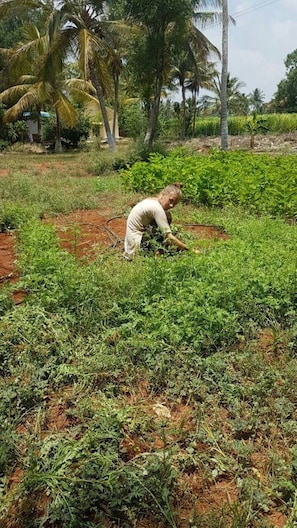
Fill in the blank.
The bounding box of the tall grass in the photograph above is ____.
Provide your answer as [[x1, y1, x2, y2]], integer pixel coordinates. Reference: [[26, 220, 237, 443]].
[[195, 113, 297, 136]]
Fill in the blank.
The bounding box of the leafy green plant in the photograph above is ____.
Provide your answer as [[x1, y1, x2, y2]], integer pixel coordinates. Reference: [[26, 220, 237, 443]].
[[2, 150, 297, 527], [245, 112, 269, 148], [122, 148, 297, 217]]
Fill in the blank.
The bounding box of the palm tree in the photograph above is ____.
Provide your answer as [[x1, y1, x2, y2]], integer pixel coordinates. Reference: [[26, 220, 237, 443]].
[[186, 60, 219, 132], [103, 19, 130, 140], [172, 51, 192, 139], [59, 0, 118, 150], [221, 0, 228, 149], [0, 0, 119, 150], [199, 73, 247, 115], [172, 19, 220, 139], [249, 88, 265, 114], [125, 0, 224, 150], [0, 13, 93, 152]]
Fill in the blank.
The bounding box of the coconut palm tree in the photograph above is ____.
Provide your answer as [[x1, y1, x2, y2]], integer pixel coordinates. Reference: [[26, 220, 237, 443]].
[[172, 19, 220, 139], [0, 12, 94, 152], [58, 0, 119, 150], [199, 73, 247, 115], [0, 0, 118, 150], [125, 0, 224, 150], [186, 60, 219, 133], [249, 88, 265, 114], [221, 0, 228, 149]]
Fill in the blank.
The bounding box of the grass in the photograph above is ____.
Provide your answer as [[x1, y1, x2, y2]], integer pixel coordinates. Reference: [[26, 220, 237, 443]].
[[0, 144, 296, 527]]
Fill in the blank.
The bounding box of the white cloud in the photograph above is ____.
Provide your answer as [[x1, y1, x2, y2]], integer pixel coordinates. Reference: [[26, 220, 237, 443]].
[[271, 19, 297, 40], [282, 0, 297, 10], [228, 48, 285, 99], [198, 0, 297, 102]]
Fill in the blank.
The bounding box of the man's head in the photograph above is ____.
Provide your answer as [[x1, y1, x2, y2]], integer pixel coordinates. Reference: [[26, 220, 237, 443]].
[[158, 183, 183, 210]]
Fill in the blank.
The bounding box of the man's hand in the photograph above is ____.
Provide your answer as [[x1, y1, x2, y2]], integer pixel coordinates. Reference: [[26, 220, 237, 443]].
[[166, 232, 188, 251]]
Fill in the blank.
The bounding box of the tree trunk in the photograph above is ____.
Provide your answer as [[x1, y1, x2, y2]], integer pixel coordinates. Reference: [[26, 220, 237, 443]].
[[89, 60, 116, 151], [112, 72, 119, 139], [220, 0, 229, 151], [192, 88, 198, 136], [37, 103, 42, 143], [181, 82, 186, 140], [54, 109, 63, 153], [144, 74, 162, 150]]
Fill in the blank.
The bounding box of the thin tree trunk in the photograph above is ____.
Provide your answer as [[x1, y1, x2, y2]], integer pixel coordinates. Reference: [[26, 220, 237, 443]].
[[192, 89, 198, 136], [54, 109, 63, 153], [89, 60, 116, 151], [112, 73, 119, 139], [37, 103, 41, 143], [181, 82, 186, 140], [144, 28, 164, 150], [220, 0, 229, 150], [144, 76, 162, 150]]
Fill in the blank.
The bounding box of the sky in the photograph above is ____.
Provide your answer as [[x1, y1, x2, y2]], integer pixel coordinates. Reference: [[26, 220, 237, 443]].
[[200, 0, 297, 102]]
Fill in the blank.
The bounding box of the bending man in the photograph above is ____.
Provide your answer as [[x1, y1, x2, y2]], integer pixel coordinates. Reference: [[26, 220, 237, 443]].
[[124, 183, 188, 260]]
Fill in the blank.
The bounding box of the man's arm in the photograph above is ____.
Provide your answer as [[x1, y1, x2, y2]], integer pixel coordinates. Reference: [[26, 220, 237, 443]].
[[165, 232, 188, 251]]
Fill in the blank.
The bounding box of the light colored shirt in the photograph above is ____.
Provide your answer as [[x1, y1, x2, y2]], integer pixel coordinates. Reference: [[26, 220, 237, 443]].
[[124, 198, 171, 259], [127, 198, 171, 233]]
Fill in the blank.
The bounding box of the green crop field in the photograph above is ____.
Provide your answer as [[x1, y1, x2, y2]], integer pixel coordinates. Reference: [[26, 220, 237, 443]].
[[0, 145, 297, 528]]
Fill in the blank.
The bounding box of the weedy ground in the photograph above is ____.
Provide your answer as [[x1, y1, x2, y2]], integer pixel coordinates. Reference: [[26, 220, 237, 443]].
[[0, 139, 297, 528]]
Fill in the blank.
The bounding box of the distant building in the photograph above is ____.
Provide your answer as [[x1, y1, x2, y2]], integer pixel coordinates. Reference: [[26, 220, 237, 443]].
[[22, 111, 50, 142], [85, 103, 119, 142]]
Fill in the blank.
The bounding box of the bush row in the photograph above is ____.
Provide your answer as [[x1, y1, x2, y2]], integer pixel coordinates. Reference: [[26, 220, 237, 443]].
[[122, 149, 297, 217]]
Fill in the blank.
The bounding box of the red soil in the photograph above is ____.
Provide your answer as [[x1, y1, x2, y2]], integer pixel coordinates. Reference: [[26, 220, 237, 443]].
[[0, 209, 228, 303], [1, 212, 288, 527]]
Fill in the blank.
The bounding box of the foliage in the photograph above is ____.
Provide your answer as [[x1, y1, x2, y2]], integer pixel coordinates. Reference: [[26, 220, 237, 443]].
[[248, 88, 265, 114], [0, 140, 9, 152], [124, 0, 219, 148], [0, 103, 29, 144], [275, 49, 297, 113], [194, 113, 297, 136], [0, 202, 38, 232], [122, 148, 297, 217], [245, 112, 268, 148], [41, 110, 90, 149], [0, 12, 84, 153], [5, 121, 29, 144], [118, 101, 147, 139], [1, 150, 297, 526], [199, 73, 249, 117], [0, 18, 23, 49]]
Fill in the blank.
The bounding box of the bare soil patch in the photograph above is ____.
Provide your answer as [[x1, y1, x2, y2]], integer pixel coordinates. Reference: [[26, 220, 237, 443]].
[[0, 209, 228, 305], [183, 132, 297, 153]]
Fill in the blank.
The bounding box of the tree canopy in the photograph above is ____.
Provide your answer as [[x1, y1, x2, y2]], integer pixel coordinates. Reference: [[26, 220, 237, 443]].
[[274, 49, 297, 113]]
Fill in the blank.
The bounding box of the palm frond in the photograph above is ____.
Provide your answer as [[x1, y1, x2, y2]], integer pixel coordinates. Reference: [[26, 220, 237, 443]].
[[52, 92, 78, 127], [22, 23, 41, 42], [36, 81, 54, 103], [65, 78, 96, 94], [0, 0, 43, 18], [0, 83, 35, 103], [2, 88, 40, 122], [77, 28, 91, 78]]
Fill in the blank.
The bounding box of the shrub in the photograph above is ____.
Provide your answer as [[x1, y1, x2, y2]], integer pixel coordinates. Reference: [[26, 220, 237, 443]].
[[119, 102, 147, 139], [121, 148, 297, 217], [41, 110, 90, 149]]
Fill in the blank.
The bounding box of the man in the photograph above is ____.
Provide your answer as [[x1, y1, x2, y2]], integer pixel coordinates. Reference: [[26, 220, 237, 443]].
[[124, 183, 189, 260]]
